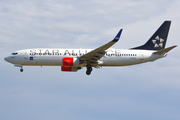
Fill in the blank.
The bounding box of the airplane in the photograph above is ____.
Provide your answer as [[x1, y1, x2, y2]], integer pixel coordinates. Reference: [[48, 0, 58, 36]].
[[4, 21, 177, 75]]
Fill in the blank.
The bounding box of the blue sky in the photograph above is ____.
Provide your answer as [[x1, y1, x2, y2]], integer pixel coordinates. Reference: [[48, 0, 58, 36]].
[[0, 0, 180, 120]]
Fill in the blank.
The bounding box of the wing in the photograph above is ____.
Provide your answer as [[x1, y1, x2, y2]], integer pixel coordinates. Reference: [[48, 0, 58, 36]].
[[79, 29, 123, 63]]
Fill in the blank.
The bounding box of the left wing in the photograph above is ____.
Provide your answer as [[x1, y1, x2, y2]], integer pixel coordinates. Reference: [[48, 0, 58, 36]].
[[79, 29, 123, 63]]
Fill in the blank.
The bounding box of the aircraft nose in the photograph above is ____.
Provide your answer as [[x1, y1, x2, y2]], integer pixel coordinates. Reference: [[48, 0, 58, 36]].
[[4, 57, 9, 62]]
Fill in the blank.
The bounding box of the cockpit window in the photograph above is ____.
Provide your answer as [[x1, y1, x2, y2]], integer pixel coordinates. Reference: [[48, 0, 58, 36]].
[[11, 53, 18, 55]]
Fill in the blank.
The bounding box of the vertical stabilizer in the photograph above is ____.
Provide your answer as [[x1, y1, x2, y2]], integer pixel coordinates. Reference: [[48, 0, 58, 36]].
[[132, 21, 171, 50]]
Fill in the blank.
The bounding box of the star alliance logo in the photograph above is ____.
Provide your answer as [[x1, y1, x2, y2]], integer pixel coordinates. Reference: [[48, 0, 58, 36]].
[[152, 36, 164, 48]]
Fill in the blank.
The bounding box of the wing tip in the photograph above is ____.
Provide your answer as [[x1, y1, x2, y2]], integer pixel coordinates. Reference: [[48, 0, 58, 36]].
[[112, 29, 123, 42]]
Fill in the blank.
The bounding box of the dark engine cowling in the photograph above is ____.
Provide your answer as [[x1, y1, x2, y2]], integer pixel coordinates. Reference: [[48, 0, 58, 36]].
[[61, 57, 81, 72]]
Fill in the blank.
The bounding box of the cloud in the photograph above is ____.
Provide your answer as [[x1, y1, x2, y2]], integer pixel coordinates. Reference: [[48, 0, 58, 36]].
[[1, 0, 180, 120]]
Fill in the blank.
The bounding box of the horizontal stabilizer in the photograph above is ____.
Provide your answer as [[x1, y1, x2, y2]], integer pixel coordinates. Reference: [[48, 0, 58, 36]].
[[153, 45, 177, 54]]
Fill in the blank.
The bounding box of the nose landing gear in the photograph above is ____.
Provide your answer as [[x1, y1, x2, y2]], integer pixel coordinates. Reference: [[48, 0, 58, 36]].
[[14, 64, 23, 72], [20, 67, 23, 72]]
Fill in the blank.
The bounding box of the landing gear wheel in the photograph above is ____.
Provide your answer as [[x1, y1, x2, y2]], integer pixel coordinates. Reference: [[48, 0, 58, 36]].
[[86, 65, 93, 75], [86, 71, 91, 75], [20, 69, 23, 72]]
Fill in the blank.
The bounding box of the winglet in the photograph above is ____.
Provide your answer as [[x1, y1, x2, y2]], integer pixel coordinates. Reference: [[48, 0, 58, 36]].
[[112, 29, 123, 42]]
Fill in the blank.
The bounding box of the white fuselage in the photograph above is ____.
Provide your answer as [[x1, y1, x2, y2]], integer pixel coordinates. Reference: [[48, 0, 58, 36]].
[[5, 48, 165, 67], [4, 21, 175, 75]]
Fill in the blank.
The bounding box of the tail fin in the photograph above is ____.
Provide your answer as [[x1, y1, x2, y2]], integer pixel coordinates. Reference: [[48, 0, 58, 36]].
[[132, 21, 171, 51]]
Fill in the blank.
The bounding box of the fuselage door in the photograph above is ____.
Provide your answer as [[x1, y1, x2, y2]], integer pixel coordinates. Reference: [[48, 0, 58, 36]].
[[23, 52, 28, 59], [140, 52, 144, 60]]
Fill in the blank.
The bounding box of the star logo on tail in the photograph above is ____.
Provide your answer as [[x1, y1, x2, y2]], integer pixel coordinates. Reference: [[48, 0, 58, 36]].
[[152, 36, 164, 48]]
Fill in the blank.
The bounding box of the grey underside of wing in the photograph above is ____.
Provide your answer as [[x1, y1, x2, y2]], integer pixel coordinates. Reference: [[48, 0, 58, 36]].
[[79, 41, 116, 62]]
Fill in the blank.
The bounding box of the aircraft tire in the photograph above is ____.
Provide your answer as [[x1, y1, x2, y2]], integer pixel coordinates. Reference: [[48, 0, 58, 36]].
[[86, 67, 92, 75], [20, 69, 23, 72], [86, 70, 91, 75]]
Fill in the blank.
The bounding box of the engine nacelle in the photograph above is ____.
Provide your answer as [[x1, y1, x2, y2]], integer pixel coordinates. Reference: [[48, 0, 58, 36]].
[[61, 66, 81, 72], [62, 57, 80, 67]]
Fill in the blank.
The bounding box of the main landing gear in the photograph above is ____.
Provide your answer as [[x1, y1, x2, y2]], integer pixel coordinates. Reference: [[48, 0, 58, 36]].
[[86, 65, 92, 75]]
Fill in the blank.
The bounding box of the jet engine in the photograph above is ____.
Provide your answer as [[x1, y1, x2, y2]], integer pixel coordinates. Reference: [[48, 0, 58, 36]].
[[61, 66, 81, 72], [61, 57, 81, 72], [62, 57, 80, 66]]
